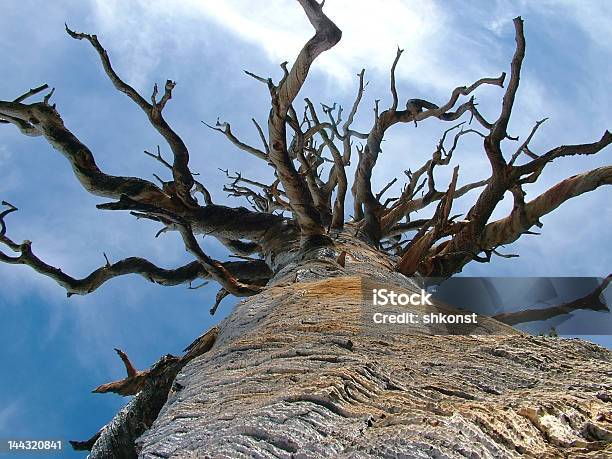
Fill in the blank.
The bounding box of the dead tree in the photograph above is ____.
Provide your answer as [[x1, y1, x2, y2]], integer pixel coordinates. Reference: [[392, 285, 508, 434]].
[[1, 1, 611, 457]]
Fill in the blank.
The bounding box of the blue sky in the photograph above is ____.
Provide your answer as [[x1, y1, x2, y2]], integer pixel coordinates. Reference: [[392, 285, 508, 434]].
[[0, 0, 610, 455]]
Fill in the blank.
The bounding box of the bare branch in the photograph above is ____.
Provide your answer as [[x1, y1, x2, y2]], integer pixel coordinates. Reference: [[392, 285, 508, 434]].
[[203, 119, 267, 160], [115, 348, 137, 378], [0, 202, 271, 295], [252, 118, 270, 154], [93, 349, 169, 396], [0, 243, 266, 297], [75, 325, 220, 452], [342, 69, 368, 139], [376, 178, 397, 203], [0, 112, 42, 136], [216, 237, 261, 257], [384, 219, 431, 238], [13, 84, 49, 103], [396, 166, 459, 275], [176, 223, 262, 296], [305, 98, 346, 229], [244, 69, 274, 88], [482, 166, 612, 250], [144, 145, 173, 170], [265, 0, 341, 244], [69, 431, 101, 452], [99, 194, 290, 242], [352, 68, 504, 239], [515, 130, 612, 176], [490, 17, 525, 146], [143, 145, 213, 206], [494, 275, 610, 326], [65, 25, 196, 206], [0, 84, 55, 135], [318, 70, 367, 219], [287, 103, 332, 225], [220, 169, 289, 213], [411, 74, 506, 124], [0, 99, 181, 211], [3, 110, 253, 224], [276, 0, 341, 114], [428, 166, 612, 278], [209, 288, 230, 316], [381, 125, 486, 232], [508, 118, 547, 166], [390, 48, 404, 111], [0, 201, 18, 239]]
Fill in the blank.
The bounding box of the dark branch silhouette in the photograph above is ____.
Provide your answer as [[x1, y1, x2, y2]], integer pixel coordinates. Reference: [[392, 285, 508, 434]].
[[494, 275, 611, 326]]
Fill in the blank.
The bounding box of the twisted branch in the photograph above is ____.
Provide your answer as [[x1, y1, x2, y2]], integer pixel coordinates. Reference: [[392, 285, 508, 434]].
[[65, 25, 197, 207]]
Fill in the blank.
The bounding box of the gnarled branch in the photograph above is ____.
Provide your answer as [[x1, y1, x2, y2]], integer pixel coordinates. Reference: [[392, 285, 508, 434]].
[[494, 275, 610, 326], [65, 25, 197, 207], [265, 0, 341, 244], [482, 166, 612, 252], [351, 43, 504, 240], [396, 166, 459, 276], [0, 202, 271, 296], [203, 119, 267, 161]]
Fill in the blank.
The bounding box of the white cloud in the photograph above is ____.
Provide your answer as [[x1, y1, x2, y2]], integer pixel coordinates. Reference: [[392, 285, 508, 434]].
[[88, 0, 500, 92], [530, 0, 612, 53], [0, 145, 20, 194], [195, 0, 456, 87], [0, 399, 22, 432], [0, 145, 10, 164]]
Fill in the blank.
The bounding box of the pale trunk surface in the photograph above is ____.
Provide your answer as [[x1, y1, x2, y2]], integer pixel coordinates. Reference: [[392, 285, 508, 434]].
[[104, 232, 610, 458]]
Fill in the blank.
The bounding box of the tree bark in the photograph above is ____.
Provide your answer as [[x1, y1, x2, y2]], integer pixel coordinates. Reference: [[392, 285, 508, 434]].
[[109, 231, 612, 458]]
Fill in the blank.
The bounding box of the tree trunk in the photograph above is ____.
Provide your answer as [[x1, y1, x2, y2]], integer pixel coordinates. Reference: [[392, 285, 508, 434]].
[[104, 231, 609, 458]]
